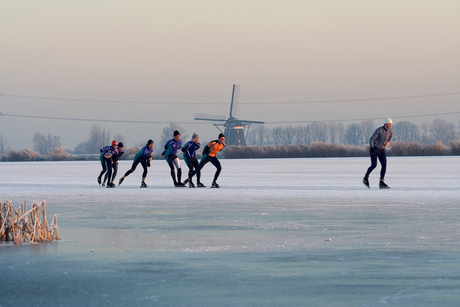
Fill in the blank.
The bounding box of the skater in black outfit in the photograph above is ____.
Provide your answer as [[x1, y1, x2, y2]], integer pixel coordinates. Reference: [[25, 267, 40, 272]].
[[182, 132, 201, 187], [191, 133, 226, 188], [98, 140, 119, 188], [119, 140, 154, 188], [162, 130, 184, 187], [102, 142, 124, 187], [363, 118, 393, 189]]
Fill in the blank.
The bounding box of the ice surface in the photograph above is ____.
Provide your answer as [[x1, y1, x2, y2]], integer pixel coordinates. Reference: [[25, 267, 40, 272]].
[[1, 157, 459, 306]]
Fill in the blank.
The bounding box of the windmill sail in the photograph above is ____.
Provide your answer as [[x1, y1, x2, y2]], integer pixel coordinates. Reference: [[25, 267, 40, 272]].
[[229, 84, 240, 118], [194, 113, 226, 121]]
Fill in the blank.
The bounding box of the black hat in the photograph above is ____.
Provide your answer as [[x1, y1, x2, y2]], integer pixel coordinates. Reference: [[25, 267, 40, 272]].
[[147, 139, 154, 145], [118, 142, 124, 148], [174, 130, 180, 136], [218, 133, 225, 139]]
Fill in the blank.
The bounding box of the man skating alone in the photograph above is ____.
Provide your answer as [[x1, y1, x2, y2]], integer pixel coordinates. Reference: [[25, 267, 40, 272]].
[[363, 118, 393, 189], [191, 133, 226, 188]]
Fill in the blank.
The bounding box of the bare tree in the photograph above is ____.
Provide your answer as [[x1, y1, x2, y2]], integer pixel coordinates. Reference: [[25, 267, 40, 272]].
[[256, 125, 269, 146], [392, 121, 420, 142], [303, 125, 312, 145], [430, 118, 450, 144], [328, 122, 339, 144], [421, 121, 430, 137], [309, 121, 328, 143], [281, 126, 296, 145], [246, 129, 258, 146], [73, 124, 111, 154], [360, 119, 375, 142], [0, 134, 10, 155], [420, 121, 434, 144], [271, 127, 284, 145], [293, 125, 305, 145], [88, 124, 111, 153], [160, 122, 188, 146], [345, 123, 363, 146], [246, 125, 269, 146], [447, 122, 458, 144], [33, 132, 61, 155]]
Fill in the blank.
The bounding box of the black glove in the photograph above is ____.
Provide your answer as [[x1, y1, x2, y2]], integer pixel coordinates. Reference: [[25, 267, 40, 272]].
[[370, 147, 378, 154]]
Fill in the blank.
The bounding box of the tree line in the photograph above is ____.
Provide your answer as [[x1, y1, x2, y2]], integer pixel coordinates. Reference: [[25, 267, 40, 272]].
[[245, 118, 460, 147], [0, 122, 187, 161], [1, 118, 460, 161]]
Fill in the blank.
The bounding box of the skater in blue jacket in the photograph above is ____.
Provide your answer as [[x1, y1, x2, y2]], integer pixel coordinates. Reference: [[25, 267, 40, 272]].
[[182, 132, 202, 188], [162, 130, 185, 187], [363, 118, 393, 189], [119, 139, 154, 188]]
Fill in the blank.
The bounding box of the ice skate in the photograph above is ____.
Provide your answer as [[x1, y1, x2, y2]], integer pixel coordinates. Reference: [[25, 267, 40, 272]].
[[188, 180, 195, 188], [363, 176, 370, 188], [97, 176, 101, 185], [140, 181, 148, 188], [196, 182, 206, 188], [211, 181, 220, 188], [119, 177, 124, 186], [379, 180, 390, 189]]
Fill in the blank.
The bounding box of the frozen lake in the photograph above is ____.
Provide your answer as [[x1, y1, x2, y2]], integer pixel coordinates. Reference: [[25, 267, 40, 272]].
[[1, 157, 459, 306]]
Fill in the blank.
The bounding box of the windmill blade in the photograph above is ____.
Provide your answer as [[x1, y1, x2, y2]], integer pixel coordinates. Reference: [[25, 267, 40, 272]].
[[194, 113, 226, 121], [235, 119, 265, 125], [229, 84, 240, 118]]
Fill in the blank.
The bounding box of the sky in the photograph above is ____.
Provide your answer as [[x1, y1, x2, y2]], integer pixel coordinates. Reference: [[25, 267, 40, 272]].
[[1, 0, 459, 150]]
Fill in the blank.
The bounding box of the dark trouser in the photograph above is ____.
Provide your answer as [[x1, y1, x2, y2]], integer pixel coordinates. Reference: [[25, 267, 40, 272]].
[[124, 157, 148, 179], [167, 154, 182, 183], [195, 155, 221, 183], [104, 162, 119, 183], [99, 156, 112, 181], [185, 156, 200, 182], [365, 149, 387, 180]]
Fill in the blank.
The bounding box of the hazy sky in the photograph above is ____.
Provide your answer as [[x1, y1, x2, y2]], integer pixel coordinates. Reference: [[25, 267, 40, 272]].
[[1, 0, 459, 149]]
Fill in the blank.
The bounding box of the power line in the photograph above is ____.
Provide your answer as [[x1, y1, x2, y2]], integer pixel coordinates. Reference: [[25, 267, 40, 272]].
[[1, 110, 459, 125], [266, 111, 460, 124], [1, 91, 459, 105], [0, 113, 200, 124], [253, 92, 460, 105]]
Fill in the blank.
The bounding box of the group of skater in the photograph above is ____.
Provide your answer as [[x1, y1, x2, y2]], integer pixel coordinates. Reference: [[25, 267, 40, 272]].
[[97, 117, 394, 190], [97, 131, 226, 188]]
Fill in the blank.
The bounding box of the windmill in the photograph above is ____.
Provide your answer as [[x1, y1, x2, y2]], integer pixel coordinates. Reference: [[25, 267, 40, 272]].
[[194, 85, 264, 146]]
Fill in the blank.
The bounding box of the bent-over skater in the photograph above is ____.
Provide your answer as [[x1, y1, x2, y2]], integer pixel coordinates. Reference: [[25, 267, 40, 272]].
[[191, 133, 226, 188], [119, 140, 154, 188]]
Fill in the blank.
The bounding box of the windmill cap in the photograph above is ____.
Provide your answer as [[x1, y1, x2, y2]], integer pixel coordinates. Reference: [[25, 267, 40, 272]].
[[384, 118, 393, 124]]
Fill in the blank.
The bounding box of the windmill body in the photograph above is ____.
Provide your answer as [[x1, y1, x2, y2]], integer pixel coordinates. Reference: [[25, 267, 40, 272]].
[[194, 85, 264, 146]]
